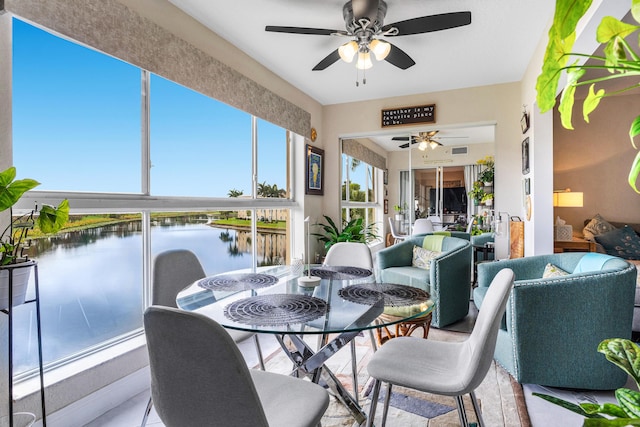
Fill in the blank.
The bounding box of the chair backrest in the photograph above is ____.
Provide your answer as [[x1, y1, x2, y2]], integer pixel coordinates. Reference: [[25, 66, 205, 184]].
[[388, 217, 403, 239], [144, 306, 269, 426], [460, 268, 514, 393], [426, 216, 445, 231], [324, 242, 373, 269], [412, 218, 434, 235], [152, 249, 206, 307]]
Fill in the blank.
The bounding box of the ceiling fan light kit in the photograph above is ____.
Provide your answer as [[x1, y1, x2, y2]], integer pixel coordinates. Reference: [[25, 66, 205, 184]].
[[265, 0, 471, 85]]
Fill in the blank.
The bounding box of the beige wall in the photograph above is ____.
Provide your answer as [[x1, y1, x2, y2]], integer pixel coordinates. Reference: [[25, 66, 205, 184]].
[[554, 92, 640, 232], [322, 83, 522, 234]]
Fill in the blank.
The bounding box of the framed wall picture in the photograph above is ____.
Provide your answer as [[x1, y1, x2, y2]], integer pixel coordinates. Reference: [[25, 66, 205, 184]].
[[524, 177, 531, 195], [384, 199, 389, 214], [305, 144, 324, 195], [522, 137, 530, 175], [521, 112, 530, 134], [383, 169, 388, 185]]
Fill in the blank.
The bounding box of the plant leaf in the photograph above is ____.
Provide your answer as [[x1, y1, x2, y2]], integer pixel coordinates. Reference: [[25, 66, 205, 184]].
[[581, 402, 628, 418], [558, 65, 586, 129], [616, 388, 640, 418], [629, 115, 640, 149], [532, 392, 603, 418], [629, 151, 640, 193], [37, 199, 69, 234], [633, 0, 640, 24], [536, 0, 590, 113], [0, 167, 40, 212], [584, 419, 640, 426], [583, 84, 606, 123], [597, 17, 639, 44], [598, 339, 640, 385]]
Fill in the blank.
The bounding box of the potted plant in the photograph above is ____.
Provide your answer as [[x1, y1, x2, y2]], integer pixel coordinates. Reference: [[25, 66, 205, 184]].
[[393, 203, 407, 221], [0, 166, 69, 309], [481, 192, 493, 207], [477, 156, 494, 185], [468, 181, 485, 205], [533, 338, 640, 425], [312, 215, 379, 251]]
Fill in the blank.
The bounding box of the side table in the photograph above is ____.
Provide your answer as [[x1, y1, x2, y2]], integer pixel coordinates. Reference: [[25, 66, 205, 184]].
[[374, 312, 432, 346], [554, 239, 596, 253], [473, 244, 495, 286]]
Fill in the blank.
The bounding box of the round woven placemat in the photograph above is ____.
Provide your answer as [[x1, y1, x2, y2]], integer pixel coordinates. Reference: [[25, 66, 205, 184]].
[[308, 266, 372, 280], [338, 283, 431, 307], [224, 294, 329, 326], [197, 273, 278, 291]]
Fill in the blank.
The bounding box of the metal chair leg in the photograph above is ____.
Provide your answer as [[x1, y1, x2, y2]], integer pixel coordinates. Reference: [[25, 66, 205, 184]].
[[253, 335, 265, 370], [381, 382, 392, 427], [469, 391, 485, 427], [366, 379, 381, 427], [140, 395, 153, 427], [368, 329, 377, 352], [455, 395, 470, 427], [350, 340, 358, 401]]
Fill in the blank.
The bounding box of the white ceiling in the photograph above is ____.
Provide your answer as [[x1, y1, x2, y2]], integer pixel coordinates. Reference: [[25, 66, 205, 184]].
[[168, 0, 555, 107], [167, 0, 554, 149]]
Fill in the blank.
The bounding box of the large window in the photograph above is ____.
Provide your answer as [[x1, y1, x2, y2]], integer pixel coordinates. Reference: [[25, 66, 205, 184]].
[[341, 153, 380, 239], [11, 19, 294, 377]]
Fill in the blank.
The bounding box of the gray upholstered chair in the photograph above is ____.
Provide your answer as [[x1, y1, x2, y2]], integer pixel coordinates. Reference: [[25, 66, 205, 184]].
[[475, 252, 636, 390], [323, 241, 376, 399], [141, 249, 264, 427], [144, 306, 330, 427], [366, 268, 515, 427]]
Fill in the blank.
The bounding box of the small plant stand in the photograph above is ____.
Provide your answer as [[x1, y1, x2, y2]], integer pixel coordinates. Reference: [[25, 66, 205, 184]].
[[1, 261, 46, 427]]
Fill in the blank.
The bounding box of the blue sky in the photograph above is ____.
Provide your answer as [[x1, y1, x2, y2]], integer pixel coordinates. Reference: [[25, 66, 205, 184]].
[[12, 18, 286, 197]]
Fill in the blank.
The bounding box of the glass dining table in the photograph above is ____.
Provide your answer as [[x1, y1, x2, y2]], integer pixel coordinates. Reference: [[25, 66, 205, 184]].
[[176, 264, 433, 425]]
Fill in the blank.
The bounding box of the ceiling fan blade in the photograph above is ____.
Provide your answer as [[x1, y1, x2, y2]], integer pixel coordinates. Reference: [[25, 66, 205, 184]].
[[384, 43, 415, 69], [265, 26, 344, 36], [312, 49, 341, 71], [383, 12, 472, 36], [392, 136, 410, 141], [398, 143, 410, 149]]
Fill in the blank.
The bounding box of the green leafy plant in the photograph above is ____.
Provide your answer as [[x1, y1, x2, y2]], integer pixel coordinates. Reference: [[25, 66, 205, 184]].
[[477, 155, 495, 183], [0, 167, 69, 265], [536, 0, 640, 192], [534, 338, 640, 425], [312, 215, 379, 251], [393, 203, 408, 214], [468, 181, 485, 204]]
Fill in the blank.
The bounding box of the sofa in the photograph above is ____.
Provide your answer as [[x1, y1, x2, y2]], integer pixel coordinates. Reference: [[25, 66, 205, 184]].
[[475, 252, 636, 390], [580, 215, 640, 337], [376, 234, 471, 328]]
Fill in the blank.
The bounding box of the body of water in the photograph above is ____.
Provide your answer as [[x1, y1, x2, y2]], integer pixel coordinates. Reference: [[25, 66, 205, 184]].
[[12, 217, 287, 373]]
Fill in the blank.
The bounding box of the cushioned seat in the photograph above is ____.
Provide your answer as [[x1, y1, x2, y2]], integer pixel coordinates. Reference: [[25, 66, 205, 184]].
[[377, 234, 471, 328], [475, 252, 636, 390]]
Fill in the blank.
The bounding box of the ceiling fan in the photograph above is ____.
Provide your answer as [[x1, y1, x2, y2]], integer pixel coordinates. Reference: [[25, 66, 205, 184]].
[[392, 131, 467, 150], [265, 0, 471, 72]]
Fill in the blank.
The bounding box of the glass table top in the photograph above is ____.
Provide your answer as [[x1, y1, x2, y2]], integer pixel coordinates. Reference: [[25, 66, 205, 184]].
[[176, 264, 433, 335]]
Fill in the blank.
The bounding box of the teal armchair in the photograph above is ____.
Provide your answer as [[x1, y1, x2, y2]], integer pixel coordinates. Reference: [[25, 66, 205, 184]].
[[475, 253, 636, 390], [376, 235, 471, 328]]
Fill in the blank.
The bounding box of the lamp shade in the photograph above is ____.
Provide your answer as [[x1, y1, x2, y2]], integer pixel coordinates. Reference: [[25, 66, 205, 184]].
[[369, 39, 391, 61], [553, 191, 583, 207], [356, 51, 373, 70], [338, 41, 358, 63]]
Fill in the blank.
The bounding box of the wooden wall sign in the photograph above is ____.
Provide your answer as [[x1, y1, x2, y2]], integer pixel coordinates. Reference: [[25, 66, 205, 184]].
[[381, 104, 436, 128]]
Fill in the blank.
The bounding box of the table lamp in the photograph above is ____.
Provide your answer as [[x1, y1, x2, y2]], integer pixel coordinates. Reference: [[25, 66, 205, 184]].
[[298, 216, 321, 287], [553, 189, 583, 241]]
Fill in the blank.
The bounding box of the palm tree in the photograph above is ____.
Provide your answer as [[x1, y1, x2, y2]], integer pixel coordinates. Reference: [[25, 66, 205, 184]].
[[227, 188, 243, 198]]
